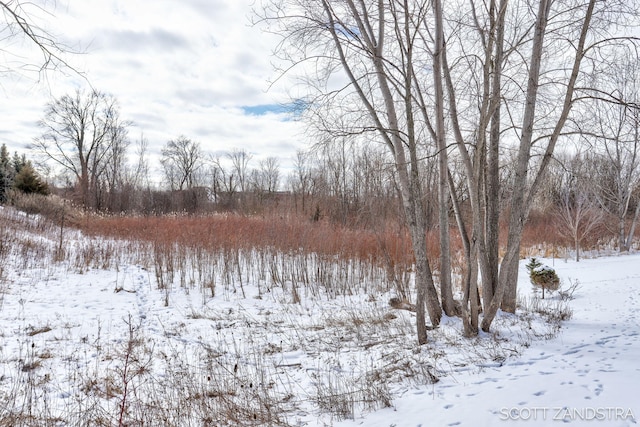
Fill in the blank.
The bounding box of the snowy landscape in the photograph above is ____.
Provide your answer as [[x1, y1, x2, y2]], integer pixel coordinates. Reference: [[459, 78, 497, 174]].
[[337, 254, 640, 427], [2, 0, 640, 426], [0, 205, 638, 426]]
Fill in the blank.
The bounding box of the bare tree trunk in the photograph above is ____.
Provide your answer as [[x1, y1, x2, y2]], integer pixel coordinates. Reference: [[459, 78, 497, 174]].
[[432, 0, 456, 317], [319, 0, 442, 343], [451, 171, 476, 336], [483, 0, 553, 329], [485, 0, 507, 305], [485, 0, 597, 330], [79, 166, 90, 208], [625, 201, 640, 251], [620, 216, 629, 251], [469, 240, 480, 334], [621, 108, 640, 251]]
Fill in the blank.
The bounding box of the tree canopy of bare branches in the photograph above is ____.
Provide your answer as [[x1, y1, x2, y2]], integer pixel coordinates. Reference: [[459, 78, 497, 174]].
[[33, 89, 130, 208], [161, 136, 204, 191], [1, 0, 80, 80]]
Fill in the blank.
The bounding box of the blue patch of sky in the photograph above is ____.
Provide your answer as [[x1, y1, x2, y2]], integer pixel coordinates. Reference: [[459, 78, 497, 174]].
[[335, 23, 360, 39], [241, 100, 307, 118]]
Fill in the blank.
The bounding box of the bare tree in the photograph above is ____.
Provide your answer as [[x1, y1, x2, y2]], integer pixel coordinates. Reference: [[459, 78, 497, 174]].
[[259, 0, 443, 343], [114, 133, 150, 213], [160, 136, 203, 191], [288, 150, 313, 215], [248, 156, 281, 211], [553, 153, 604, 261], [319, 137, 357, 224], [431, 0, 457, 319], [1, 1, 79, 78], [209, 155, 237, 209], [440, 0, 634, 331], [128, 133, 151, 190], [423, 0, 640, 333], [228, 148, 252, 210], [254, 156, 281, 194], [229, 148, 252, 194], [99, 119, 130, 210], [34, 89, 129, 208], [586, 53, 640, 252]]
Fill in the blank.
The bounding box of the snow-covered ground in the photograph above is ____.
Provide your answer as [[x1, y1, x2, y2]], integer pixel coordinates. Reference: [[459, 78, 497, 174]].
[[336, 255, 640, 427], [0, 207, 638, 426]]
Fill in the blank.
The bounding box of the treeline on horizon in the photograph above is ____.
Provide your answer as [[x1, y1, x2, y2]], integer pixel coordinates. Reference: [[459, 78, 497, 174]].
[[0, 132, 634, 261], [0, 83, 638, 262]]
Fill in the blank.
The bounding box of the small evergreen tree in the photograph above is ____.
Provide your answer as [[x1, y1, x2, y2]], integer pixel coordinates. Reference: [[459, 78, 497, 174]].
[[12, 152, 27, 174], [13, 162, 50, 196], [526, 258, 560, 299]]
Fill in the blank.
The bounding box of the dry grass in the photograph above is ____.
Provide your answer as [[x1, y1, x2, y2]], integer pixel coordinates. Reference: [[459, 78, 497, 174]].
[[0, 203, 588, 426], [79, 214, 413, 266]]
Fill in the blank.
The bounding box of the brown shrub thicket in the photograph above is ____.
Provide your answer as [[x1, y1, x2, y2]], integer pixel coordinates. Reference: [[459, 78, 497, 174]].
[[75, 206, 628, 279], [79, 214, 416, 269]]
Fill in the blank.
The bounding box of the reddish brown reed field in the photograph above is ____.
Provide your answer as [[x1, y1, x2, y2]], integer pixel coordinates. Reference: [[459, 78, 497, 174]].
[[519, 211, 563, 250], [79, 213, 416, 268], [76, 207, 621, 276]]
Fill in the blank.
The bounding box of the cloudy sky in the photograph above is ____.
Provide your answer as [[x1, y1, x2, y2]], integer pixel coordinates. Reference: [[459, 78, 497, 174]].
[[0, 0, 305, 183]]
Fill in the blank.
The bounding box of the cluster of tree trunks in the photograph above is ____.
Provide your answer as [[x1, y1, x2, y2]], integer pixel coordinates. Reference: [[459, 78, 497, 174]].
[[256, 0, 638, 341]]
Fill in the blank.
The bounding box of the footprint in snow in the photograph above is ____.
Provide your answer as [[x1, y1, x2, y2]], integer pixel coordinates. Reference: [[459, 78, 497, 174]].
[[595, 335, 620, 346], [594, 382, 603, 396], [532, 353, 553, 361]]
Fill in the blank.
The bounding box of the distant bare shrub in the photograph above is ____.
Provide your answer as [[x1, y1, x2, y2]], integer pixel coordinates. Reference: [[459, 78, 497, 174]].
[[10, 192, 82, 226], [312, 366, 393, 421], [558, 278, 580, 301]]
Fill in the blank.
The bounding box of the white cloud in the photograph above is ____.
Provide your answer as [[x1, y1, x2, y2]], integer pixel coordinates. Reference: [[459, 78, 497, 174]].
[[0, 0, 305, 182]]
